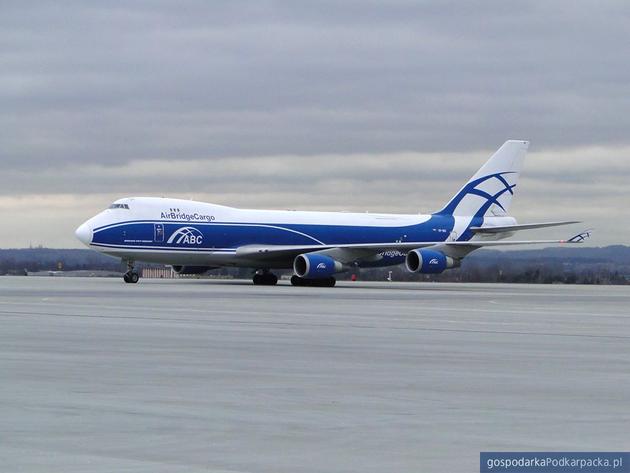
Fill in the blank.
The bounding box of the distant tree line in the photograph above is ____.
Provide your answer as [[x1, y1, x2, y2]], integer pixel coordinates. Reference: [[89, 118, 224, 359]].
[[353, 260, 628, 285], [0, 247, 628, 285]]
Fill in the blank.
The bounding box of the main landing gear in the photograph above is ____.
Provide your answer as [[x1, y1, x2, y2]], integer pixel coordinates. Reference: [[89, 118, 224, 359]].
[[290, 275, 336, 287], [123, 260, 140, 284], [252, 270, 278, 286], [252, 271, 336, 287]]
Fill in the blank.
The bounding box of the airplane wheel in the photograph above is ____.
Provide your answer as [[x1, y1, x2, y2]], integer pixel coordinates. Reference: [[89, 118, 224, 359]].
[[124, 271, 139, 284], [254, 273, 278, 285], [291, 276, 335, 287], [314, 277, 335, 287]]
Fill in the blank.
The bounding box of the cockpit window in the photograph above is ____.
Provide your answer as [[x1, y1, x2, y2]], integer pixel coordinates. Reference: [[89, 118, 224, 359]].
[[109, 203, 130, 209]]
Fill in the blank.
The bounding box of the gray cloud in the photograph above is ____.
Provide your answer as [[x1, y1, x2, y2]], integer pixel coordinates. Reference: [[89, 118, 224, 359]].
[[0, 1, 629, 247], [0, 145, 626, 247]]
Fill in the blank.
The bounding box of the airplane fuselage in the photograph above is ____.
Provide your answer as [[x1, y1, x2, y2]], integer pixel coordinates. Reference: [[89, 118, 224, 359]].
[[76, 196, 511, 269]]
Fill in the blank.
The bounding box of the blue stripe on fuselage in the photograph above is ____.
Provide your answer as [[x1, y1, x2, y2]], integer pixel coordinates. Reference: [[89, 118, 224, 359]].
[[91, 214, 460, 250]]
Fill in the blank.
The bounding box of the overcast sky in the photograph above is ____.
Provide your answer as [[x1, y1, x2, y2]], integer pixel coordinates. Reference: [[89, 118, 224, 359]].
[[1, 0, 629, 248]]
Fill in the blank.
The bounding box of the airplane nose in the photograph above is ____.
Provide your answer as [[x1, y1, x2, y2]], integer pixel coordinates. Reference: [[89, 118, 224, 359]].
[[75, 221, 93, 246]]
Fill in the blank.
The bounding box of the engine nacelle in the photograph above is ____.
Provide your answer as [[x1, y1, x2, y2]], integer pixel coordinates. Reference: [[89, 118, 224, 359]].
[[171, 265, 214, 275], [293, 253, 344, 279], [405, 249, 456, 274]]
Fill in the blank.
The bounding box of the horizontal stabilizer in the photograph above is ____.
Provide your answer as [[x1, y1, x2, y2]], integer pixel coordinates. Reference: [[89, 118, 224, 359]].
[[470, 221, 580, 234]]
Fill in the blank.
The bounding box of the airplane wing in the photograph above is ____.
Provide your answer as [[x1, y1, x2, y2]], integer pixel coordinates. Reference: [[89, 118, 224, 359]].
[[235, 229, 593, 263], [470, 220, 580, 234]]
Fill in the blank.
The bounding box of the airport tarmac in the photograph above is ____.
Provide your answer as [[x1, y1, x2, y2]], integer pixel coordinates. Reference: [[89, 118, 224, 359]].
[[1, 276, 629, 472]]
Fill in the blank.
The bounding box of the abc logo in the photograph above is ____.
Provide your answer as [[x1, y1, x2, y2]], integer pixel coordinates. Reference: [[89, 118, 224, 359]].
[[167, 227, 204, 245], [181, 234, 202, 245]]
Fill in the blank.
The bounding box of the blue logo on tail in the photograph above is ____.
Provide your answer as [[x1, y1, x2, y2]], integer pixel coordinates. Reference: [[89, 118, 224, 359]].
[[437, 172, 517, 217]]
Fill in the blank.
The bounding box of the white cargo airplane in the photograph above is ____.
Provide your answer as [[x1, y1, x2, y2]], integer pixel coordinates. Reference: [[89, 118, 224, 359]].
[[75, 140, 590, 286]]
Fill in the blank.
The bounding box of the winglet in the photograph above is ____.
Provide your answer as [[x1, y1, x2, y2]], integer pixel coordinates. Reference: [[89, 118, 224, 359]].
[[563, 229, 594, 244]]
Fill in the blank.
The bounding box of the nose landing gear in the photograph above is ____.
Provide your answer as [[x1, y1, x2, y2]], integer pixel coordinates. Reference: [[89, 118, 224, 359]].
[[123, 260, 140, 284]]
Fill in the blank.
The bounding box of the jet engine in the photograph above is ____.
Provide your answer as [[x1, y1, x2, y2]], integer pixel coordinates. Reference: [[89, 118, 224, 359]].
[[171, 265, 215, 275], [405, 249, 457, 274], [293, 253, 344, 279]]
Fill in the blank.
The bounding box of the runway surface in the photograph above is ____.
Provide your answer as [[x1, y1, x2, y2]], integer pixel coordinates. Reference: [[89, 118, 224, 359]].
[[1, 277, 629, 472]]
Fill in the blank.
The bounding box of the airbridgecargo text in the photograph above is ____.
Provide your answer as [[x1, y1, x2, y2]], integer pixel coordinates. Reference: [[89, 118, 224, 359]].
[[380, 250, 406, 258], [160, 210, 215, 222]]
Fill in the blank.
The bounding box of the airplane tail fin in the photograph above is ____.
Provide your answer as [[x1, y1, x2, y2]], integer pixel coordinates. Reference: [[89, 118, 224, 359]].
[[435, 140, 529, 217]]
